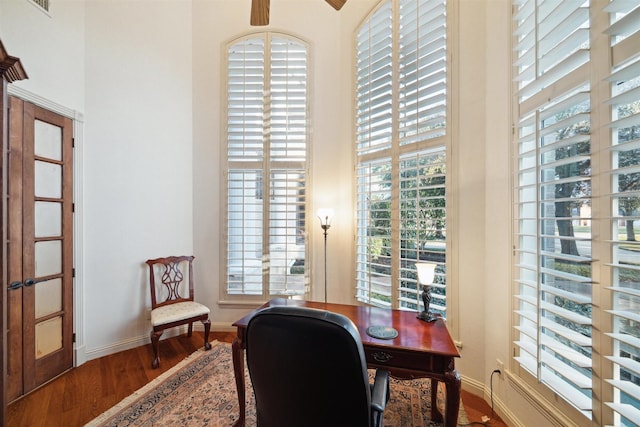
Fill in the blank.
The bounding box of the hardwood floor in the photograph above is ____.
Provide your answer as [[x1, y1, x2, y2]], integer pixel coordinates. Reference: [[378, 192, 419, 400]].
[[7, 332, 507, 426]]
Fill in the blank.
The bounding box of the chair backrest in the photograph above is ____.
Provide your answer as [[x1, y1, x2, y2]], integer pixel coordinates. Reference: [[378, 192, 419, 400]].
[[146, 255, 195, 309], [246, 305, 372, 427]]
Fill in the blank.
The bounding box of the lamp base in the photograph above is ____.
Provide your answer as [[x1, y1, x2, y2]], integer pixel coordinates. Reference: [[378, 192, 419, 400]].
[[417, 311, 437, 322]]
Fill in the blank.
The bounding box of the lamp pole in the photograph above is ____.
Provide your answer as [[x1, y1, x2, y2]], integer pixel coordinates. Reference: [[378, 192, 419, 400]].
[[317, 208, 334, 303], [321, 223, 329, 303]]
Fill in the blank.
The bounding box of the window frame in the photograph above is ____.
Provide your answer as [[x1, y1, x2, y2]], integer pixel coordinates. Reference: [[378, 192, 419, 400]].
[[221, 31, 311, 304], [353, 0, 458, 339]]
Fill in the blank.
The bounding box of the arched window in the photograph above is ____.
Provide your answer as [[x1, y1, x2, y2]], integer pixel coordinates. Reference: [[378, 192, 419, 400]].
[[224, 33, 309, 300], [355, 0, 449, 316]]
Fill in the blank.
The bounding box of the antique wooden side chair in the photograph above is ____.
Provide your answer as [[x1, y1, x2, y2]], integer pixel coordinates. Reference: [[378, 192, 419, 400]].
[[146, 255, 212, 368]]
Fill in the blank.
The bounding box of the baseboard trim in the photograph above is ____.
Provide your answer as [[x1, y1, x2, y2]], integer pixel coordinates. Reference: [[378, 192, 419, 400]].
[[74, 344, 87, 367], [81, 322, 235, 363], [505, 370, 581, 427], [462, 369, 581, 427], [461, 373, 484, 395], [482, 374, 522, 427], [461, 373, 524, 426]]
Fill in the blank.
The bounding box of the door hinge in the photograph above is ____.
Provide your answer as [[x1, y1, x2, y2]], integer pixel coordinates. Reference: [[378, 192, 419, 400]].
[[72, 202, 75, 213], [72, 333, 76, 343], [72, 268, 76, 278], [72, 137, 75, 148]]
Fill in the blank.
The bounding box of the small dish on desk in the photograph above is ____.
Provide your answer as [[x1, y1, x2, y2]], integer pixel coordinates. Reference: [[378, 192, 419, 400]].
[[366, 325, 398, 339]]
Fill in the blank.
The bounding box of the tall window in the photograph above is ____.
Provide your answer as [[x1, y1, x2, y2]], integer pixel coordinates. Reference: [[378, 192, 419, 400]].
[[513, 0, 640, 424], [355, 0, 448, 314], [224, 33, 309, 300]]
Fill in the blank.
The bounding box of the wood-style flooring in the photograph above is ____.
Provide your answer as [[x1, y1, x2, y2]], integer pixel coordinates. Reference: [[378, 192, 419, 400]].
[[7, 331, 508, 426]]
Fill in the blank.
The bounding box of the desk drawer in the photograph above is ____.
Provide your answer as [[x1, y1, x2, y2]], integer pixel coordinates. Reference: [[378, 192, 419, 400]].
[[364, 347, 451, 374]]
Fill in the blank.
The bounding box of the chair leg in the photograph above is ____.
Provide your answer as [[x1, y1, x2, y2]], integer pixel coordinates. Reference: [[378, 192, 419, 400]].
[[150, 329, 163, 369], [203, 318, 212, 350], [187, 322, 193, 337]]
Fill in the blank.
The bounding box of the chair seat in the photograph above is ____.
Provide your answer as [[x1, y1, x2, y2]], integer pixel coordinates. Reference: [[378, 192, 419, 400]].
[[151, 301, 210, 327]]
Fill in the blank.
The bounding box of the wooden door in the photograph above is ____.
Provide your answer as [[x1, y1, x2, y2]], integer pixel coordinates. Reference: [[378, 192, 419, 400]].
[[6, 97, 74, 401]]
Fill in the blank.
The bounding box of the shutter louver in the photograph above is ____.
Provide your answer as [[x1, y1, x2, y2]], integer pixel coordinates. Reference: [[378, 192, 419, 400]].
[[398, 149, 446, 315], [268, 169, 306, 295], [356, 1, 393, 155], [228, 38, 266, 163], [356, 158, 393, 306], [605, 1, 640, 425], [270, 36, 308, 163], [398, 0, 447, 145], [355, 0, 448, 316], [513, 0, 593, 418], [226, 33, 308, 299], [515, 2, 589, 103], [227, 169, 264, 295]]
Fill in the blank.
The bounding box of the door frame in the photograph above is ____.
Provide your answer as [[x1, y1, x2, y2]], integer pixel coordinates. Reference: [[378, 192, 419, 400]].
[[7, 86, 85, 366], [1, 39, 28, 427]]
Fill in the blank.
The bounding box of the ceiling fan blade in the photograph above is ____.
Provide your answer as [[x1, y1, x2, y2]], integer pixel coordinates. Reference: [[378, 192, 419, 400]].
[[325, 0, 347, 10], [251, 0, 270, 26]]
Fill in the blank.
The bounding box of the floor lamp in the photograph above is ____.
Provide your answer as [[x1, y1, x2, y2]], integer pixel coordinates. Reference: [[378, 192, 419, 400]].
[[317, 208, 334, 303]]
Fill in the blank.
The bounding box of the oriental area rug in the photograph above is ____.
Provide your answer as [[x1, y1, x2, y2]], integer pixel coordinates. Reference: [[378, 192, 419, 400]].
[[86, 341, 468, 426]]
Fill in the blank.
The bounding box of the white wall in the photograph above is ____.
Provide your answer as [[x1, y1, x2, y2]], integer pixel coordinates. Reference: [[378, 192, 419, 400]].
[[0, 0, 573, 425], [455, 0, 488, 388], [1, 0, 85, 111], [1, 0, 195, 357], [82, 0, 195, 355]]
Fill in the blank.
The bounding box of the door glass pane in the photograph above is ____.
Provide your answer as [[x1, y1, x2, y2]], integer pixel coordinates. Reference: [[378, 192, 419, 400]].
[[35, 201, 61, 238], [34, 161, 61, 198], [35, 278, 62, 318], [35, 317, 62, 359], [35, 240, 61, 277], [34, 119, 62, 161]]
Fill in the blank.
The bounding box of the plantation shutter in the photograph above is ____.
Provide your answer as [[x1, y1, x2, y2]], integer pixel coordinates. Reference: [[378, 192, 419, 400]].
[[226, 34, 308, 298], [356, 158, 393, 306], [604, 1, 640, 424], [269, 36, 307, 163], [227, 37, 266, 294], [355, 0, 448, 311], [513, 0, 593, 417], [397, 0, 447, 145], [267, 36, 308, 296], [398, 148, 446, 315], [356, 0, 393, 156]]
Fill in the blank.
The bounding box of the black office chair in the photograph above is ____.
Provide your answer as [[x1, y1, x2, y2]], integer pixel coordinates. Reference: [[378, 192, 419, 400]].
[[245, 305, 390, 427]]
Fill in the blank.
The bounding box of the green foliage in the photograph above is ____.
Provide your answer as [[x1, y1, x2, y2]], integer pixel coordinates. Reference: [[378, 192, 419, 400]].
[[289, 265, 304, 274], [554, 260, 591, 278]]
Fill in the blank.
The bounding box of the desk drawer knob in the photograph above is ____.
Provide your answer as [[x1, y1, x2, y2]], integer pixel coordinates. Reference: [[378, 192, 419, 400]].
[[372, 352, 392, 363]]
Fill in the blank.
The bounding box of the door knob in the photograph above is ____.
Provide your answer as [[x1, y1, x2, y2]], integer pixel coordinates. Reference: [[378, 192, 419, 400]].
[[24, 278, 37, 287]]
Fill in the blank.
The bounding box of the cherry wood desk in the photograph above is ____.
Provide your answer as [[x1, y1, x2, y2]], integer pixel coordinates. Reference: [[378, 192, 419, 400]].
[[231, 298, 461, 426]]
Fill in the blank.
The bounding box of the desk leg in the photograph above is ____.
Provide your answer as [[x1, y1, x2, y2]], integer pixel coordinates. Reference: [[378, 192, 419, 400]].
[[232, 335, 246, 427], [444, 369, 461, 427], [429, 370, 461, 427]]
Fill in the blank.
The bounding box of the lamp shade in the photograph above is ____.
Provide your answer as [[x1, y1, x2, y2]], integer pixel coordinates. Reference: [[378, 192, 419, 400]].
[[317, 208, 334, 226], [415, 262, 437, 285]]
